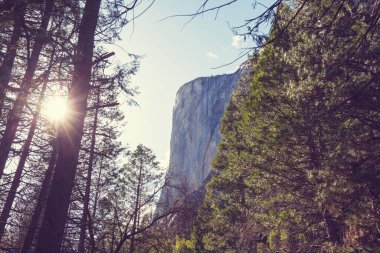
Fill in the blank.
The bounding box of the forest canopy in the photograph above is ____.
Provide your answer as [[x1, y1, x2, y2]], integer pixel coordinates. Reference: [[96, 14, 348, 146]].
[[194, 1, 380, 252]]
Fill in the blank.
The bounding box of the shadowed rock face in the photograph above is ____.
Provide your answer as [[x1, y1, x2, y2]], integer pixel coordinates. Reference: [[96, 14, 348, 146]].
[[160, 69, 243, 207]]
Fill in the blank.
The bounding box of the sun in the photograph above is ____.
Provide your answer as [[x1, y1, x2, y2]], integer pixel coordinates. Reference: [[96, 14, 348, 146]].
[[43, 96, 68, 121]]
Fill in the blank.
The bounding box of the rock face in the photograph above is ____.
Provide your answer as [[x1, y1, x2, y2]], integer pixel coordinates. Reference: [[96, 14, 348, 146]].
[[160, 69, 243, 207]]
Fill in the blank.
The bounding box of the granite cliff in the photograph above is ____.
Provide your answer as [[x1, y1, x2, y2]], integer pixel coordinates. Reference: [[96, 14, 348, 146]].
[[160, 69, 244, 207]]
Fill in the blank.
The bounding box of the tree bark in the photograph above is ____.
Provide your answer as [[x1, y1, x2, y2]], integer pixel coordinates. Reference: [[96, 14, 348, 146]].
[[129, 158, 143, 253], [0, 0, 54, 179], [89, 158, 105, 253], [0, 1, 25, 119], [34, 0, 101, 251], [323, 209, 341, 244], [248, 239, 257, 253], [78, 90, 100, 253]]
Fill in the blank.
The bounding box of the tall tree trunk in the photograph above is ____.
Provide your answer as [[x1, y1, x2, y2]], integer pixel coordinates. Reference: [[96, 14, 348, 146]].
[[0, 0, 54, 179], [129, 159, 143, 253], [0, 1, 25, 119], [306, 130, 342, 244], [20, 137, 58, 253], [247, 240, 257, 253], [89, 158, 104, 253], [34, 0, 101, 251], [78, 90, 100, 253], [110, 207, 117, 252], [87, 210, 96, 253], [323, 209, 341, 244], [0, 65, 51, 241]]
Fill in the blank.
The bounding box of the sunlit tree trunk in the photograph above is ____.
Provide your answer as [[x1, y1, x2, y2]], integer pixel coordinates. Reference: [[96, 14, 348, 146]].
[[0, 0, 54, 179], [34, 0, 101, 250]]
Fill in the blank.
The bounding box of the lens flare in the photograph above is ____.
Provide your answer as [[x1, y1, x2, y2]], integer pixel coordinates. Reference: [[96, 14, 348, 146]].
[[43, 96, 68, 121]]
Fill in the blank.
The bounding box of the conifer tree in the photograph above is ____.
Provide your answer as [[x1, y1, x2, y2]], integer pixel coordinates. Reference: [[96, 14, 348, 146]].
[[198, 1, 380, 252]]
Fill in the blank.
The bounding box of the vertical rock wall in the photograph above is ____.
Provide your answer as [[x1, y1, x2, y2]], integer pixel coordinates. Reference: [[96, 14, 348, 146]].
[[160, 69, 243, 207]]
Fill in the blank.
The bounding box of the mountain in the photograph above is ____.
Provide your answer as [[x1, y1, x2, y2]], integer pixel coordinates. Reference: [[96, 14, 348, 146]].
[[159, 69, 244, 208]]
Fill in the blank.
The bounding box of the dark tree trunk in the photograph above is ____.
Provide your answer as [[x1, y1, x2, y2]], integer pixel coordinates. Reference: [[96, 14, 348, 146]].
[[129, 159, 143, 253], [0, 67, 51, 241], [0, 0, 54, 179], [87, 210, 96, 253], [305, 131, 342, 244], [34, 0, 101, 251], [323, 209, 341, 244], [20, 137, 57, 253], [0, 1, 24, 119], [78, 90, 100, 253], [248, 239, 257, 253], [110, 208, 117, 252], [88, 159, 105, 253]]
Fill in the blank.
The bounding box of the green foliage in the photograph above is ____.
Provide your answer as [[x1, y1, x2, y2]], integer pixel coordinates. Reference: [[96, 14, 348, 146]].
[[196, 1, 380, 252], [175, 235, 196, 253]]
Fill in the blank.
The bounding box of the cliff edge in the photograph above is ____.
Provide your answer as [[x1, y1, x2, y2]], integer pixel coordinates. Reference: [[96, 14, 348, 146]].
[[160, 69, 243, 208]]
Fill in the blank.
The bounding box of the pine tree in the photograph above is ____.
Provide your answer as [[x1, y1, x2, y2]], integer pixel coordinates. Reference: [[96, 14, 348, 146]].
[[198, 1, 380, 252], [34, 0, 102, 250]]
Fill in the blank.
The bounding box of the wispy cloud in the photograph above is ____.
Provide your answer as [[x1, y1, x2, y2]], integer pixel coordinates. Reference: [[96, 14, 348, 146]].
[[231, 35, 243, 49], [206, 51, 218, 60]]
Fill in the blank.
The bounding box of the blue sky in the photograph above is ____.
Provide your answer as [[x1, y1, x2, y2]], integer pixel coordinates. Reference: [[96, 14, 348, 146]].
[[110, 0, 271, 166]]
